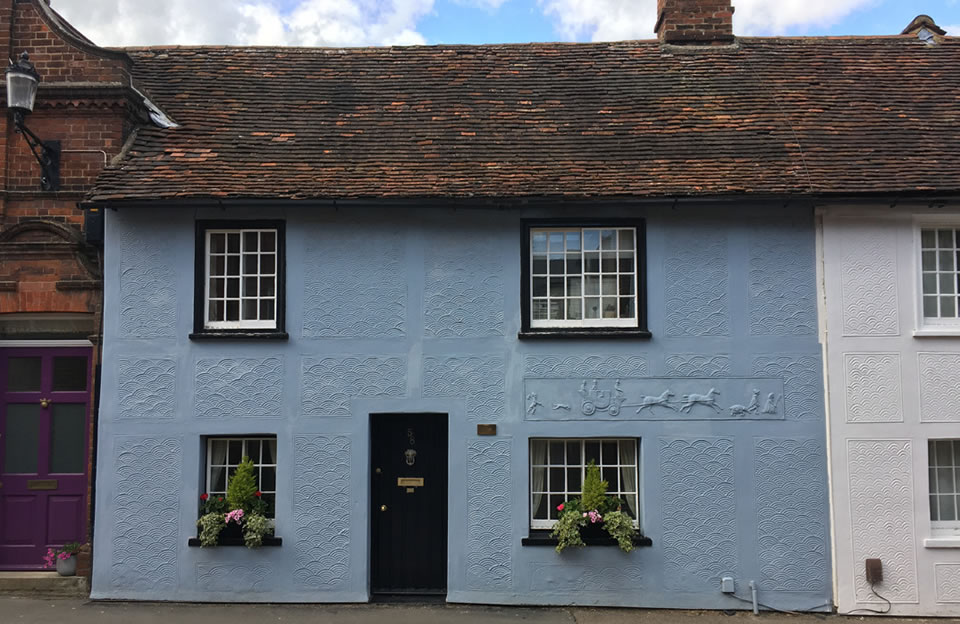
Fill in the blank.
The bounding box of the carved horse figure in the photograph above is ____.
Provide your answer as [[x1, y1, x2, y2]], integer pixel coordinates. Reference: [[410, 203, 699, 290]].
[[636, 389, 677, 414], [679, 388, 721, 413]]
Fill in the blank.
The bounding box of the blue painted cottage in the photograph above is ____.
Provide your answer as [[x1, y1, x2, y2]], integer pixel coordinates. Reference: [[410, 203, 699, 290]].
[[78, 0, 960, 609]]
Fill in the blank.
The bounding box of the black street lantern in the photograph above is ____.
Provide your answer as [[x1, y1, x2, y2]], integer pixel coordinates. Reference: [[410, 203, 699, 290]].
[[5, 51, 60, 191]]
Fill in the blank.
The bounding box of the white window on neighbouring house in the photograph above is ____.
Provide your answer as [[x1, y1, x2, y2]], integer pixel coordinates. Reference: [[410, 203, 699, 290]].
[[205, 228, 279, 329], [529, 438, 639, 529], [206, 437, 277, 518], [920, 227, 960, 325], [528, 226, 639, 329], [930, 439, 960, 536]]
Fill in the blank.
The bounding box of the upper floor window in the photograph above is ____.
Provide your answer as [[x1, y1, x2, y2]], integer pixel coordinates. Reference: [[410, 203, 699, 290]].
[[920, 227, 960, 327], [521, 220, 647, 335], [193, 220, 286, 337]]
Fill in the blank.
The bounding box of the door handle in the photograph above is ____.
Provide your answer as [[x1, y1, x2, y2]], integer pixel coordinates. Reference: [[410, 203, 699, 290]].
[[380, 504, 388, 512], [40, 398, 51, 408]]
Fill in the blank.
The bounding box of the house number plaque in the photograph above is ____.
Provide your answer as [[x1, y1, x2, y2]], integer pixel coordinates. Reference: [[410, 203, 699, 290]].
[[397, 477, 424, 487]]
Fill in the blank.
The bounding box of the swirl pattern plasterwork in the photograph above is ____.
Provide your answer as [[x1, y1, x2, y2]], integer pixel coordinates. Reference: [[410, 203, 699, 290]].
[[665, 228, 729, 336], [423, 356, 504, 421], [665, 354, 731, 377], [302, 229, 405, 338], [918, 353, 960, 422], [117, 359, 176, 420], [935, 564, 960, 603], [197, 564, 272, 593], [294, 436, 350, 589], [660, 437, 737, 591], [843, 353, 902, 423], [301, 357, 406, 417], [847, 440, 918, 603], [111, 437, 180, 592], [752, 355, 822, 421], [755, 438, 828, 591], [749, 224, 816, 335], [119, 230, 177, 338], [530, 565, 644, 591], [466, 440, 511, 590], [424, 232, 504, 337], [195, 358, 282, 418], [523, 355, 648, 378], [840, 228, 899, 336]]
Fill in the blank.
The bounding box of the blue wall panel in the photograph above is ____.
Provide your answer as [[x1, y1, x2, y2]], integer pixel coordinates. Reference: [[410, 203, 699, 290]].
[[92, 204, 831, 609]]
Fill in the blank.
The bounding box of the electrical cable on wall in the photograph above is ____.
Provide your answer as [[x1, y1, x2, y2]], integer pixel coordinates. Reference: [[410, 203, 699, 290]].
[[725, 591, 832, 617], [846, 582, 892, 615]]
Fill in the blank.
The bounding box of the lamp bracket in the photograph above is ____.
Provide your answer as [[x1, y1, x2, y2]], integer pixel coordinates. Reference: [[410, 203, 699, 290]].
[[12, 111, 60, 191]]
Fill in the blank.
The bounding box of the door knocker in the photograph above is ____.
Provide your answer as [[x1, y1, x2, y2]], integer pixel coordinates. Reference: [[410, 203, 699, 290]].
[[404, 448, 417, 466]]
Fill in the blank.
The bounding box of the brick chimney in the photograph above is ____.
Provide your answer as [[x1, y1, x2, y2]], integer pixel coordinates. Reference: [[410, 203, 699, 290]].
[[656, 0, 735, 45]]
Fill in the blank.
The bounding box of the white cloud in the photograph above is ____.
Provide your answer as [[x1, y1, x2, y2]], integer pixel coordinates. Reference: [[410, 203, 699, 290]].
[[50, 0, 433, 47], [537, 0, 880, 41], [731, 0, 879, 35], [453, 0, 511, 10], [943, 24, 960, 35], [537, 0, 657, 41]]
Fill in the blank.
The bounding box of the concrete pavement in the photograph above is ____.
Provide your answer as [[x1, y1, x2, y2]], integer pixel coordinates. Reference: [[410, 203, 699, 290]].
[[3, 598, 960, 624]]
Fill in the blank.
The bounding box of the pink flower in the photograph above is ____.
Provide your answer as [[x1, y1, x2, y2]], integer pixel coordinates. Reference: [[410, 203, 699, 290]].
[[556, 503, 564, 512], [225, 509, 245, 524], [587, 510, 603, 524]]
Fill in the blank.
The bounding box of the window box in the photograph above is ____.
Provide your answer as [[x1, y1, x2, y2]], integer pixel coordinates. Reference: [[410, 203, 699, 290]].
[[522, 531, 652, 548], [521, 220, 648, 337], [192, 220, 286, 339]]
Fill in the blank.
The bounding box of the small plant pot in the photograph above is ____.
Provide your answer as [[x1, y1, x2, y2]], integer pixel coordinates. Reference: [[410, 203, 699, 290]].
[[55, 555, 77, 577]]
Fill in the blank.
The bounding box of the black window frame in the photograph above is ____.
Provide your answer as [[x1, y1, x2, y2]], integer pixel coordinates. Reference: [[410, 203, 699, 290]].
[[519, 218, 650, 338], [191, 219, 288, 340]]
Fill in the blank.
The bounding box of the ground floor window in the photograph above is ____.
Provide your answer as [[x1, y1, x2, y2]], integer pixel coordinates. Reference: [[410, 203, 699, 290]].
[[205, 436, 277, 517], [529, 438, 639, 529], [930, 439, 960, 536]]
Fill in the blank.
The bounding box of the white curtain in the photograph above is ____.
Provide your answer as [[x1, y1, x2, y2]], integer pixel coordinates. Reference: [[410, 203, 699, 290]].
[[619, 441, 638, 518], [208, 439, 229, 493], [530, 440, 547, 518]]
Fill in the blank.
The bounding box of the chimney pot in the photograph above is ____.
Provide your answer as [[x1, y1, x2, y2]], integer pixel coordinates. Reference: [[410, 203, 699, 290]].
[[656, 0, 734, 45]]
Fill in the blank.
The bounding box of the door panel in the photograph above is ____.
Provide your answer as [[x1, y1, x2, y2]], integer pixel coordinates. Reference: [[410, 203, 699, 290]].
[[0, 347, 91, 569], [371, 414, 448, 595]]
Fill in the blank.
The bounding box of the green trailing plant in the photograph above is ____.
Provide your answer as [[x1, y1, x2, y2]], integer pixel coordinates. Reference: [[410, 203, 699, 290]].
[[196, 457, 272, 548], [550, 461, 638, 553]]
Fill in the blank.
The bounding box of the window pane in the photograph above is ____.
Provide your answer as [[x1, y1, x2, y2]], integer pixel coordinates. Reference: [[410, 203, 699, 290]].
[[209, 233, 226, 253], [566, 231, 581, 251], [619, 229, 634, 250], [923, 273, 938, 294], [940, 251, 955, 271], [602, 298, 618, 318], [531, 232, 547, 253], [549, 231, 564, 251], [210, 466, 226, 492], [549, 495, 565, 519], [939, 229, 955, 248], [584, 276, 600, 296], [260, 299, 275, 321], [567, 277, 581, 296], [601, 276, 617, 295], [261, 231, 276, 252], [924, 296, 939, 317], [600, 230, 616, 250], [584, 297, 600, 319], [566, 441, 581, 463], [583, 230, 600, 251], [261, 277, 275, 297], [532, 490, 547, 519], [619, 253, 635, 273], [941, 273, 957, 295], [584, 252, 600, 273], [939, 495, 957, 521], [261, 254, 276, 275], [228, 440, 243, 464], [922, 251, 936, 271], [567, 467, 581, 492], [243, 254, 258, 274], [937, 440, 955, 466], [603, 466, 618, 487], [532, 255, 547, 275], [549, 467, 564, 491], [209, 300, 224, 322], [226, 300, 240, 321], [548, 299, 564, 320], [53, 355, 87, 392], [260, 466, 276, 491], [931, 494, 940, 521], [937, 468, 955, 493], [941, 296, 956, 318], [533, 277, 547, 297], [584, 441, 600, 464], [531, 466, 546, 488], [620, 297, 635, 318], [619, 275, 635, 296], [566, 254, 581, 275], [532, 299, 548, 320], [264, 439, 277, 464], [7, 357, 41, 392], [50, 404, 86, 473], [211, 278, 226, 298], [548, 440, 565, 463], [549, 254, 564, 275], [242, 299, 258, 320], [4, 404, 39, 473], [243, 276, 258, 297], [210, 255, 225, 276], [601, 252, 617, 272], [227, 255, 240, 275], [567, 299, 582, 320], [227, 233, 240, 253], [601, 441, 617, 463], [549, 277, 564, 297], [243, 231, 258, 251]]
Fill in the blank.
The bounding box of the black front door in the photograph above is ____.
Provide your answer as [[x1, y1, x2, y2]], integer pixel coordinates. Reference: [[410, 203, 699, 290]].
[[370, 414, 447, 596]]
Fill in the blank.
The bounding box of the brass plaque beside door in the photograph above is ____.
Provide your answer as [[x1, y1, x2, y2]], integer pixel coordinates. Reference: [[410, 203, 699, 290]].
[[27, 479, 57, 490], [397, 477, 424, 487]]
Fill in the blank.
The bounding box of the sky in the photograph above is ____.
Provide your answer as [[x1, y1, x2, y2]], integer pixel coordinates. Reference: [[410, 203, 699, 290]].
[[50, 0, 960, 48]]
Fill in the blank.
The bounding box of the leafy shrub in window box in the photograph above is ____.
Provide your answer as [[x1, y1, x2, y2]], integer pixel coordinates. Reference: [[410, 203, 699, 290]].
[[197, 456, 272, 548], [551, 461, 638, 553]]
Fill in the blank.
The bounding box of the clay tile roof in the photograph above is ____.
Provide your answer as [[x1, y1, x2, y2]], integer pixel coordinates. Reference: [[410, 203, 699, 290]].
[[90, 36, 960, 203]]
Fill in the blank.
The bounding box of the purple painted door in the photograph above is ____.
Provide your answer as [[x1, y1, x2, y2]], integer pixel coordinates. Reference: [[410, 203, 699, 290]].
[[0, 347, 91, 570]]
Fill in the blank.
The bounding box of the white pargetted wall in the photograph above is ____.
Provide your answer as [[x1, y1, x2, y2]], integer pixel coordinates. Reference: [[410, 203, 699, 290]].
[[820, 205, 960, 616]]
